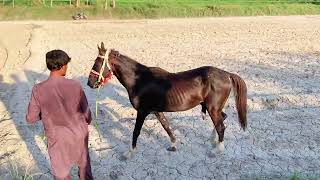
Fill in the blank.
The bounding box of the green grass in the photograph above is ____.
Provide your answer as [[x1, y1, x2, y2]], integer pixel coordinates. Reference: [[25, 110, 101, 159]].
[[0, 0, 320, 20]]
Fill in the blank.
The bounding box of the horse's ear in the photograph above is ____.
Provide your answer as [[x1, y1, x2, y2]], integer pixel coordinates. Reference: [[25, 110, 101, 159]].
[[101, 42, 105, 49]]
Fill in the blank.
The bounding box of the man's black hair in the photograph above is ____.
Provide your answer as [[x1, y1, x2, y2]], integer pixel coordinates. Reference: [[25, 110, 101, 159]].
[[46, 50, 71, 71]]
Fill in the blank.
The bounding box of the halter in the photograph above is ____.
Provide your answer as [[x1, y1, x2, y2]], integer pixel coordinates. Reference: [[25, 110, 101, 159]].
[[90, 52, 112, 87]]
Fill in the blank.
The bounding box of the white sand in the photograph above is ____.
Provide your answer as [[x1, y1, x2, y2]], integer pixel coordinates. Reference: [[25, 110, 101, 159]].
[[0, 16, 319, 179]]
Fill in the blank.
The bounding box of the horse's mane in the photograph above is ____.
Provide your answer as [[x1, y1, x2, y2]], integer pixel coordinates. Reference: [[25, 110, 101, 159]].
[[109, 49, 120, 57], [109, 49, 147, 69]]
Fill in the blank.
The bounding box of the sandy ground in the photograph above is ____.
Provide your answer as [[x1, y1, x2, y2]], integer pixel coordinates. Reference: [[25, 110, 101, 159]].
[[0, 16, 320, 179]]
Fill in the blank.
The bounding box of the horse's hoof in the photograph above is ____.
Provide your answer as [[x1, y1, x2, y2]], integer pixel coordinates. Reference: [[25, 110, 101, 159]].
[[167, 146, 177, 152], [121, 148, 135, 160], [211, 139, 219, 146], [216, 141, 224, 153], [122, 151, 132, 160]]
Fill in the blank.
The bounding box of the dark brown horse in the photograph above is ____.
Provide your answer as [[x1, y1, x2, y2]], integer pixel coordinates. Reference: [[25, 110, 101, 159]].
[[88, 42, 247, 159]]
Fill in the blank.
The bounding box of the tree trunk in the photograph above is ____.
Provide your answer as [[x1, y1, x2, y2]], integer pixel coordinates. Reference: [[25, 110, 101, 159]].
[[104, 0, 108, 10], [76, 0, 80, 7], [112, 0, 115, 8]]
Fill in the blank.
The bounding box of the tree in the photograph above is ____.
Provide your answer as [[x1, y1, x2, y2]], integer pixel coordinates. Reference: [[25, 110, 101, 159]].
[[104, 0, 107, 9], [104, 0, 115, 9]]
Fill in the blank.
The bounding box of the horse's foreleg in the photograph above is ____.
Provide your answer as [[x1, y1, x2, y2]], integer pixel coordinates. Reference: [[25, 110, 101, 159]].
[[123, 110, 148, 160], [155, 112, 177, 151]]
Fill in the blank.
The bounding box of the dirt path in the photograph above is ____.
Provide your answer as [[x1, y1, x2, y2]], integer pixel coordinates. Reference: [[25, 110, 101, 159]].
[[0, 16, 319, 179]]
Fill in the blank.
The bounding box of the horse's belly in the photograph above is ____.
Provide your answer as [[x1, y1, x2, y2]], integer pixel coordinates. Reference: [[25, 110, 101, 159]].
[[165, 95, 202, 112], [165, 104, 200, 112]]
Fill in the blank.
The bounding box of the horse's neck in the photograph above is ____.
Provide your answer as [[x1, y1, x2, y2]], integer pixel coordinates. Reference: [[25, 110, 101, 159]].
[[114, 56, 147, 93]]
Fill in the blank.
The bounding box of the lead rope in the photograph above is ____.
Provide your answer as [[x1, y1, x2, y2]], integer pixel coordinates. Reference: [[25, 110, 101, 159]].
[[94, 50, 110, 143], [94, 87, 102, 143]]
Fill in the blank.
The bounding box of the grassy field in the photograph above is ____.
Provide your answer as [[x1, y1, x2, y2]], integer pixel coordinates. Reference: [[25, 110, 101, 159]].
[[0, 0, 320, 20]]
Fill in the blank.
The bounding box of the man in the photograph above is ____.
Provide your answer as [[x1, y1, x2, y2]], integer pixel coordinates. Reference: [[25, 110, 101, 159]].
[[26, 50, 93, 180]]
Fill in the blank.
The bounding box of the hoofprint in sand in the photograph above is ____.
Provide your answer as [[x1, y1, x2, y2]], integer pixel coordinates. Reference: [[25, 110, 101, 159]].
[[0, 16, 319, 179]]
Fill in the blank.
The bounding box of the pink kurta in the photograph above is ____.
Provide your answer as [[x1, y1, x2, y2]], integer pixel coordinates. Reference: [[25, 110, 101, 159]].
[[26, 76, 92, 178]]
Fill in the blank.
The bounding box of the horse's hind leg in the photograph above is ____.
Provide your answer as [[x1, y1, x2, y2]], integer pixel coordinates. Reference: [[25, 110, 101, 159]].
[[205, 87, 231, 153], [155, 112, 177, 151], [208, 109, 226, 153], [202, 102, 227, 121]]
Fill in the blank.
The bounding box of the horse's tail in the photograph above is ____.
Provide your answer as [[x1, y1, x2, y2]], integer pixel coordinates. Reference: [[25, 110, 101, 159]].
[[229, 73, 247, 131]]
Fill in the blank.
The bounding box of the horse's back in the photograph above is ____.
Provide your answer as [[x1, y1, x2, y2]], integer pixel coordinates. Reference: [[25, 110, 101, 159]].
[[172, 66, 228, 80], [148, 66, 228, 78]]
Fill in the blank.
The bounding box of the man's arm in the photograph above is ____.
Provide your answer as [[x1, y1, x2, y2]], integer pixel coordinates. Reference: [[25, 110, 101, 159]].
[[80, 88, 92, 124], [26, 86, 41, 124]]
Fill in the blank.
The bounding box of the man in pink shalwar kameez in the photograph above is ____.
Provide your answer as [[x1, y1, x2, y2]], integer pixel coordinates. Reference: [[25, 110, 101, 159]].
[[26, 50, 93, 180]]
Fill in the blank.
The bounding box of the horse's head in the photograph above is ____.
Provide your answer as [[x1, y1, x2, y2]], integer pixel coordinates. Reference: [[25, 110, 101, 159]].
[[87, 42, 112, 89]]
